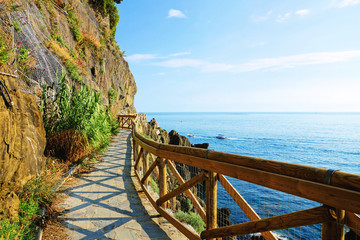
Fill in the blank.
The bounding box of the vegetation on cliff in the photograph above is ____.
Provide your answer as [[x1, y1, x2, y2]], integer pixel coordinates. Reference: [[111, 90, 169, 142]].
[[42, 74, 119, 162], [0, 159, 69, 239], [0, 0, 136, 238]]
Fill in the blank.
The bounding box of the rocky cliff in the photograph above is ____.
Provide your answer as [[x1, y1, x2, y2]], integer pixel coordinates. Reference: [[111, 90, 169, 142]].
[[0, 0, 136, 210]]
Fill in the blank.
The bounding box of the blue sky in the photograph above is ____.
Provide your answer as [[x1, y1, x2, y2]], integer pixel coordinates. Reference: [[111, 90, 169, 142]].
[[115, 0, 360, 112]]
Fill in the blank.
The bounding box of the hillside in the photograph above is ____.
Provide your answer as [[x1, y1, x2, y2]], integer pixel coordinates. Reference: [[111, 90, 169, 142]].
[[0, 0, 136, 217]]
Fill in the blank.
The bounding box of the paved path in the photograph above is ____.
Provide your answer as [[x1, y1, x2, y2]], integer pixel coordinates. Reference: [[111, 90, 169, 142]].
[[59, 130, 185, 240]]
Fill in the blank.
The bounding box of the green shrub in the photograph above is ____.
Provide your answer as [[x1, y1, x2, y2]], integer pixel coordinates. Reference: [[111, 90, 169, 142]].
[[13, 21, 22, 32], [0, 160, 64, 240], [150, 177, 159, 195], [0, 36, 9, 64], [41, 73, 119, 161], [108, 87, 117, 105], [174, 211, 205, 233], [65, 60, 84, 82], [65, 5, 83, 43], [89, 0, 122, 38]]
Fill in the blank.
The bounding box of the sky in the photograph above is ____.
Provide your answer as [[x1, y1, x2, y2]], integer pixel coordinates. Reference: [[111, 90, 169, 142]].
[[115, 0, 360, 112]]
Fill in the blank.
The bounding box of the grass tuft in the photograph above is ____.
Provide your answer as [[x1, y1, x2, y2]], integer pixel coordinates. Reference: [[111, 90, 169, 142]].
[[41, 73, 119, 161], [174, 211, 205, 233]]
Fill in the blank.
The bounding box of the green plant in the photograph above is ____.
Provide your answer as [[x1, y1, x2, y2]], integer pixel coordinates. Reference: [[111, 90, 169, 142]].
[[150, 177, 159, 195], [65, 60, 84, 82], [89, 0, 122, 38], [0, 158, 66, 240], [51, 30, 65, 46], [108, 87, 117, 105], [0, 36, 9, 64], [10, 4, 22, 11], [41, 73, 119, 161], [65, 5, 83, 43], [120, 86, 124, 92], [13, 21, 22, 32], [174, 211, 205, 233]]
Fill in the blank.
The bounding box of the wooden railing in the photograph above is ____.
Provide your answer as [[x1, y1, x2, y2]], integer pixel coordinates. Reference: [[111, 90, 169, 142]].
[[118, 116, 360, 239], [117, 114, 137, 129]]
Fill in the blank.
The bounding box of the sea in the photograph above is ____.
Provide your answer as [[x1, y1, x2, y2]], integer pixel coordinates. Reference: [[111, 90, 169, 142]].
[[145, 112, 360, 239]]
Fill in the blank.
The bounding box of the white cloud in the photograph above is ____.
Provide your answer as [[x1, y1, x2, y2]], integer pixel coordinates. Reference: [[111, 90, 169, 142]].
[[276, 12, 291, 22], [295, 9, 310, 16], [126, 54, 159, 61], [167, 9, 186, 18], [333, 0, 360, 7], [169, 51, 192, 57], [154, 51, 360, 73], [250, 10, 272, 22], [231, 51, 360, 72], [154, 58, 204, 68]]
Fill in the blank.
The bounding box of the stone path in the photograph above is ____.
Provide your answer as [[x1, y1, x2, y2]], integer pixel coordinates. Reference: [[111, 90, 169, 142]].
[[58, 130, 186, 240]]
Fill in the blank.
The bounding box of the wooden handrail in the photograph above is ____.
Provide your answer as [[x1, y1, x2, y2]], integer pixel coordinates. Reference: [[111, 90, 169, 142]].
[[200, 206, 333, 239], [127, 122, 360, 239], [133, 131, 360, 213], [133, 125, 360, 192]]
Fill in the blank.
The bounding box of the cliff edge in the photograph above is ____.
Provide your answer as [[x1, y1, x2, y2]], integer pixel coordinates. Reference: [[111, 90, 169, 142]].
[[0, 0, 136, 214]]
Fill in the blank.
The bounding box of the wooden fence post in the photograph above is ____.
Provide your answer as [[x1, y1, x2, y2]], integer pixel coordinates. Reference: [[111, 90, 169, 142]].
[[322, 208, 345, 240], [143, 151, 150, 186], [159, 158, 168, 208], [206, 171, 217, 240]]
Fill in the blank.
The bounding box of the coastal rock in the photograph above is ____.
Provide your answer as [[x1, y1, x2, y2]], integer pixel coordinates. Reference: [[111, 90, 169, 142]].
[[192, 143, 209, 149], [169, 130, 191, 147], [217, 208, 236, 240], [149, 118, 159, 129]]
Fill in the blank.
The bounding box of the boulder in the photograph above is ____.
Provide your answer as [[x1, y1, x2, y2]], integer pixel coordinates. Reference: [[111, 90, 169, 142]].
[[192, 143, 209, 149], [169, 130, 191, 147]]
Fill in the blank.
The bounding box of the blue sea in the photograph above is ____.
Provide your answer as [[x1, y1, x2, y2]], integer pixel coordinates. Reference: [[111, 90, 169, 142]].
[[146, 112, 360, 239]]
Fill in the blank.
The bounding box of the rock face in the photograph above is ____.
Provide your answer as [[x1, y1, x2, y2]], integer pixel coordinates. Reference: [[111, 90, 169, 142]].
[[0, 0, 136, 216], [0, 8, 46, 207], [0, 74, 46, 213], [1, 0, 136, 115]]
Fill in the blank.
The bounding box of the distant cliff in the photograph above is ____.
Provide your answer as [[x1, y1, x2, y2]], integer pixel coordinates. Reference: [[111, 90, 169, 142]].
[[0, 0, 136, 210]]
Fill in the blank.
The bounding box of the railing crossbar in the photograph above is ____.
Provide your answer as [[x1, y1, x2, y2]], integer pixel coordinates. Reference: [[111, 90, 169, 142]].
[[141, 156, 158, 184], [156, 171, 208, 207], [167, 159, 207, 222], [201, 206, 333, 239], [218, 174, 278, 240], [134, 169, 201, 240]]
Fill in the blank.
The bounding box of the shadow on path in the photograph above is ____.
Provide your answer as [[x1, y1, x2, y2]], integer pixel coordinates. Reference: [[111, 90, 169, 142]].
[[59, 130, 173, 240]]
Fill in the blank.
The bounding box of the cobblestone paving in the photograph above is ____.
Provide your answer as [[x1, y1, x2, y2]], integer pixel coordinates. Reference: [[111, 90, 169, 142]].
[[59, 130, 186, 240]]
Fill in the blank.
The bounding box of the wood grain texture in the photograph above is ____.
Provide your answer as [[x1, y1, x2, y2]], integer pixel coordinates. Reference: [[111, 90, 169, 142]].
[[158, 158, 167, 208], [201, 206, 333, 239], [156, 171, 208, 207], [206, 171, 217, 240], [141, 156, 158, 184], [346, 212, 360, 237]]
